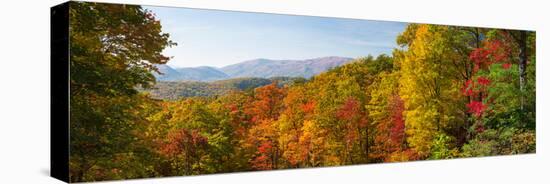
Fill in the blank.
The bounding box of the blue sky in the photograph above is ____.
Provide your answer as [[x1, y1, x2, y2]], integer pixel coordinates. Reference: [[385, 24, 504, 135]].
[[145, 6, 407, 68]]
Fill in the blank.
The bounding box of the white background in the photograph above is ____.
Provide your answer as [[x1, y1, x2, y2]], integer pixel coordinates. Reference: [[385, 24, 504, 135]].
[[0, 0, 547, 183]]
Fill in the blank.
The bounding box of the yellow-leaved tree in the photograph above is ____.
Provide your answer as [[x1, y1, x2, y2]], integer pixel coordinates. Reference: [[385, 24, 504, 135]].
[[397, 24, 463, 158]]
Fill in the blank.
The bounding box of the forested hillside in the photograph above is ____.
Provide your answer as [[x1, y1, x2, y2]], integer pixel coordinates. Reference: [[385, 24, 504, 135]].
[[68, 2, 536, 182], [143, 77, 304, 100]]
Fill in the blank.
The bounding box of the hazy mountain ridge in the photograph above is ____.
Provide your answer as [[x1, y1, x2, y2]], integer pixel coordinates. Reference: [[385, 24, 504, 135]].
[[220, 56, 353, 78], [155, 65, 229, 81], [155, 56, 353, 81]]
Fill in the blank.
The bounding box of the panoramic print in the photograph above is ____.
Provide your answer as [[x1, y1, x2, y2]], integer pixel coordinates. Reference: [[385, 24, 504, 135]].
[[67, 2, 536, 182]]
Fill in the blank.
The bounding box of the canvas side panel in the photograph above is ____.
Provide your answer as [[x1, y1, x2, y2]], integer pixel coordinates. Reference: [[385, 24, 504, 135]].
[[51, 1, 70, 183]]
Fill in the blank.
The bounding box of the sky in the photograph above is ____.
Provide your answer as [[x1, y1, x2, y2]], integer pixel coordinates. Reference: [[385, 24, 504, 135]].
[[145, 6, 407, 68]]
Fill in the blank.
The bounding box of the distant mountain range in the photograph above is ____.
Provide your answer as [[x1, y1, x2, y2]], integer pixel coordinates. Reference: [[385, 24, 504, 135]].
[[155, 65, 229, 81], [154, 56, 353, 81]]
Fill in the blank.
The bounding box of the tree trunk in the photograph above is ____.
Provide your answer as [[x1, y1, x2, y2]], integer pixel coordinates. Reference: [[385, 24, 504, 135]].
[[518, 31, 528, 111], [365, 126, 369, 163]]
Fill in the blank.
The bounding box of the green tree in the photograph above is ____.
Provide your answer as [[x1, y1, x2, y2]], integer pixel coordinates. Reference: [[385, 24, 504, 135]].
[[68, 2, 175, 182]]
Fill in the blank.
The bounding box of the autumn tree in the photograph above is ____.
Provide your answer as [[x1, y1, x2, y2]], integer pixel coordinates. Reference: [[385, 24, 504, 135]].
[[207, 91, 255, 171], [243, 83, 286, 170], [368, 71, 409, 161], [68, 2, 175, 182], [160, 129, 208, 175], [298, 120, 329, 167], [503, 30, 534, 111], [396, 24, 463, 158], [277, 84, 315, 167], [245, 82, 286, 122], [303, 55, 391, 165]]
